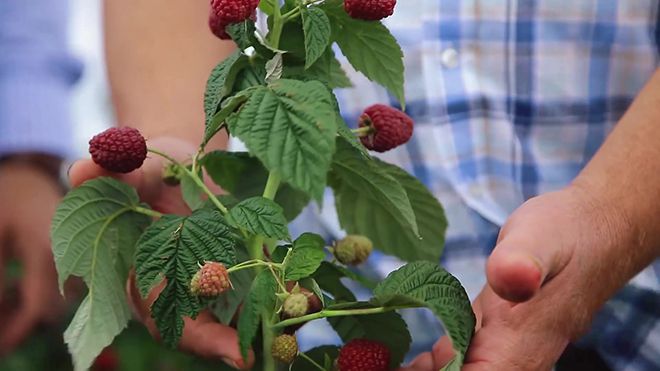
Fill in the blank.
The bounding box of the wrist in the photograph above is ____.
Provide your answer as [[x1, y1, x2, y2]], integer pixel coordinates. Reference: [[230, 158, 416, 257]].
[[0, 153, 68, 192]]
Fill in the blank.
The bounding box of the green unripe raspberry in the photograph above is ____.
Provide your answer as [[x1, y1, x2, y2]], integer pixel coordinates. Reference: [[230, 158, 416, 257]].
[[272, 334, 298, 364], [283, 292, 309, 318], [334, 235, 373, 266]]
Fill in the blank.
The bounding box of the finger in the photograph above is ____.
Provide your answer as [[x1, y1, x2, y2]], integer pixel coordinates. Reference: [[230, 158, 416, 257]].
[[398, 352, 435, 371], [486, 220, 571, 303], [68, 159, 156, 201]]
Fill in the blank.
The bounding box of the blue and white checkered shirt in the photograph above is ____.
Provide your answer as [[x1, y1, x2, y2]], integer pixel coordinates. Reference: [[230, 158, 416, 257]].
[[290, 1, 660, 369]]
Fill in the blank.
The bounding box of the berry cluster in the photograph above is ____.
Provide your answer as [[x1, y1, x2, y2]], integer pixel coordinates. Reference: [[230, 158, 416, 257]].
[[359, 104, 414, 153], [208, 0, 259, 40], [89, 127, 147, 173]]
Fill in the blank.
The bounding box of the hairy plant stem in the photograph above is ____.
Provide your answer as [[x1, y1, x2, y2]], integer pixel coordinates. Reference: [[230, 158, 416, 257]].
[[271, 306, 414, 329], [226, 260, 282, 274], [133, 206, 163, 219], [352, 126, 374, 136], [147, 147, 230, 215]]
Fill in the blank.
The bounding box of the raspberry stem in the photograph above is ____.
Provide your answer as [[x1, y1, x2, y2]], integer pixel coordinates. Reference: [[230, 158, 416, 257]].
[[352, 126, 374, 137], [298, 352, 325, 371], [132, 206, 163, 219], [272, 305, 416, 329]]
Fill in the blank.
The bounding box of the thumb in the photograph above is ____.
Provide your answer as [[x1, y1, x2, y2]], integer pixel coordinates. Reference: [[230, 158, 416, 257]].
[[486, 198, 573, 302]]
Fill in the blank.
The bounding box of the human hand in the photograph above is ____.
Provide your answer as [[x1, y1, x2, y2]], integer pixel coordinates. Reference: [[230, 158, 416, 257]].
[[68, 137, 254, 370], [0, 159, 64, 354], [401, 185, 629, 370]]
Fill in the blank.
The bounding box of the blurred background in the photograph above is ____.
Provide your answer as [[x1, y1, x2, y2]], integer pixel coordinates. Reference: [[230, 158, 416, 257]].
[[0, 1, 227, 370]]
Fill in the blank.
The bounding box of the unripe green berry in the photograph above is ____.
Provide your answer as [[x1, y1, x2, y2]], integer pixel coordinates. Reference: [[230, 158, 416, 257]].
[[272, 334, 298, 364], [283, 292, 309, 318], [334, 235, 373, 266]]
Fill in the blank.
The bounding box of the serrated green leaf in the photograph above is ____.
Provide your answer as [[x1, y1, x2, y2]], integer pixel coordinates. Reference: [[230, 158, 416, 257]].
[[135, 209, 237, 348], [312, 262, 356, 302], [283, 47, 352, 89], [204, 89, 253, 147], [228, 197, 290, 240], [302, 7, 332, 68], [284, 233, 326, 281], [372, 262, 476, 370], [204, 51, 242, 128], [374, 159, 448, 262], [50, 177, 151, 371], [258, 0, 277, 16], [227, 79, 337, 200], [330, 139, 427, 262], [291, 346, 340, 371], [237, 270, 278, 359], [226, 21, 256, 51], [328, 309, 411, 368], [335, 112, 369, 158], [202, 151, 310, 220], [324, 0, 405, 106]]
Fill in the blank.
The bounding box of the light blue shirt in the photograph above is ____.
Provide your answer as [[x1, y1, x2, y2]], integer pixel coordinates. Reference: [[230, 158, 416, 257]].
[[0, 0, 82, 159]]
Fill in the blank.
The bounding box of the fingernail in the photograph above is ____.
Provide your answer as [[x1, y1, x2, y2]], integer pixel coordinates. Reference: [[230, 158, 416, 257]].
[[221, 357, 240, 369]]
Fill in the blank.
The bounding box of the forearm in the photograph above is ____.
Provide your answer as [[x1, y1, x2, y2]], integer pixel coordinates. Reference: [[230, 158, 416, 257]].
[[572, 68, 660, 304], [104, 0, 235, 150]]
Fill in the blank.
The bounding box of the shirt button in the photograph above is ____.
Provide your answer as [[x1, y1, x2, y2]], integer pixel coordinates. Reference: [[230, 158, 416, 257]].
[[440, 48, 459, 69]]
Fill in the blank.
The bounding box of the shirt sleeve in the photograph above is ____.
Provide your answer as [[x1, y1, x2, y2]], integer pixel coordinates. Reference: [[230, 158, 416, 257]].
[[0, 0, 83, 160]]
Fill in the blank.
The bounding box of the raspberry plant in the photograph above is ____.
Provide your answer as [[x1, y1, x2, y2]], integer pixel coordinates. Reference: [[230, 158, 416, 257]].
[[51, 1, 476, 370]]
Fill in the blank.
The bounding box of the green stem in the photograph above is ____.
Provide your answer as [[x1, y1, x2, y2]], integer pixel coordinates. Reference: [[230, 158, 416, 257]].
[[272, 306, 414, 329], [226, 260, 281, 274], [262, 172, 281, 200], [298, 352, 326, 371], [147, 148, 180, 165], [133, 206, 163, 219], [352, 126, 374, 136], [262, 315, 276, 371], [182, 167, 229, 215]]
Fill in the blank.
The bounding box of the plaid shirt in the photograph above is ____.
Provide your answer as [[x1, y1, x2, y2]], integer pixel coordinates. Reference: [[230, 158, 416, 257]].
[[288, 1, 660, 368]]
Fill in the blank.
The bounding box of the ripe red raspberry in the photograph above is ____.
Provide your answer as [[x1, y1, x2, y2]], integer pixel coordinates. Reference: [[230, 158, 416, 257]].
[[208, 0, 259, 39], [89, 127, 147, 173], [190, 262, 232, 297], [92, 347, 119, 371], [345, 0, 396, 21], [272, 334, 298, 364], [338, 339, 391, 371], [359, 104, 413, 152]]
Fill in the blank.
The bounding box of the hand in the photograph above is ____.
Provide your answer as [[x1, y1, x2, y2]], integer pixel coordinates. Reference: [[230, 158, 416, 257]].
[[401, 185, 627, 370], [68, 137, 254, 370], [0, 159, 64, 353]]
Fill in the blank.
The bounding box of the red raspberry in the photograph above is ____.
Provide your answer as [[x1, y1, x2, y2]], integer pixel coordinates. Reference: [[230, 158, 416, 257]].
[[208, 0, 259, 39], [359, 104, 413, 152], [89, 127, 147, 173], [338, 339, 391, 371], [345, 0, 396, 21], [190, 262, 232, 297], [92, 347, 119, 371]]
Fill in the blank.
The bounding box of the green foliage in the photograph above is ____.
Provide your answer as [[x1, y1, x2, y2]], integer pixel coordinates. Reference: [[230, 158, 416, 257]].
[[228, 197, 290, 240], [202, 151, 310, 220], [291, 346, 340, 371], [372, 262, 476, 370], [328, 309, 411, 368], [226, 21, 258, 51], [135, 209, 237, 348], [180, 169, 205, 211], [50, 177, 151, 371], [302, 7, 332, 68], [284, 233, 326, 281], [204, 51, 242, 128], [312, 262, 356, 302], [323, 0, 406, 106], [227, 79, 338, 200], [237, 270, 278, 359]]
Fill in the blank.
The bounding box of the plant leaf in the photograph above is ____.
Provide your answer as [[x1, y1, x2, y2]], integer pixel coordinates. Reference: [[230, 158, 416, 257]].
[[324, 0, 405, 106], [226, 79, 337, 201], [226, 21, 256, 51], [374, 159, 448, 262], [180, 170, 205, 211], [204, 51, 242, 128], [328, 309, 411, 368], [302, 7, 332, 68], [204, 89, 253, 147], [312, 262, 356, 302], [202, 151, 310, 220], [372, 262, 476, 370], [265, 53, 284, 83], [237, 270, 278, 359], [330, 139, 429, 262], [135, 209, 237, 347], [228, 197, 290, 240], [283, 47, 352, 89], [284, 233, 326, 281], [50, 177, 151, 371]]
